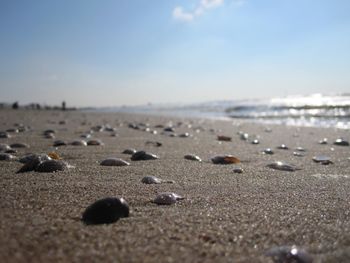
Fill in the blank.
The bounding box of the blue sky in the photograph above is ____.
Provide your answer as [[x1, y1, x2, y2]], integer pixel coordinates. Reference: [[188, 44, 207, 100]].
[[0, 0, 349, 107]]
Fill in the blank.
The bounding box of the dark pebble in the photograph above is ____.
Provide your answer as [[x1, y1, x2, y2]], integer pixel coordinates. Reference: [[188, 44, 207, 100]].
[[82, 197, 129, 225]]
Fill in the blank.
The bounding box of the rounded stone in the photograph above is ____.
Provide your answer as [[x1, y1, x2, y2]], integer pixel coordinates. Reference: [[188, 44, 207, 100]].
[[82, 197, 129, 225]]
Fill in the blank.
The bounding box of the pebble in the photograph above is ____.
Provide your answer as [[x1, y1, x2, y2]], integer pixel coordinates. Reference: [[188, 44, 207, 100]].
[[277, 144, 289, 150], [153, 192, 184, 205], [131, 151, 159, 161], [122, 148, 137, 155], [53, 140, 67, 147], [141, 176, 162, 184], [319, 138, 328, 144], [267, 161, 300, 172], [82, 197, 129, 225], [35, 160, 68, 173], [145, 141, 162, 147], [0, 144, 11, 152], [265, 245, 313, 263], [71, 140, 87, 146], [262, 148, 274, 155], [334, 138, 349, 146], [0, 132, 11, 138], [233, 167, 243, 173], [211, 155, 240, 164], [184, 154, 202, 162], [10, 143, 29, 148], [217, 135, 232, 142], [87, 139, 104, 146], [293, 152, 305, 157], [251, 139, 259, 144], [0, 153, 17, 161], [100, 158, 130, 166], [312, 155, 333, 165]]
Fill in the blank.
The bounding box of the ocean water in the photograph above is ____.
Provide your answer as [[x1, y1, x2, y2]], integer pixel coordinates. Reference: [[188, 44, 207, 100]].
[[96, 94, 350, 129]]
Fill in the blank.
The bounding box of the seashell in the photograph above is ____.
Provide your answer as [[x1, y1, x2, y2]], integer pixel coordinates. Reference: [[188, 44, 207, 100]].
[[35, 160, 68, 173], [17, 154, 52, 173], [53, 140, 67, 147], [334, 138, 349, 146], [0, 131, 11, 138], [48, 152, 61, 160], [122, 148, 137, 155], [211, 155, 240, 164], [0, 144, 11, 152], [141, 176, 162, 184], [87, 139, 104, 146], [145, 141, 162, 147], [184, 154, 202, 162], [262, 148, 274, 155], [312, 155, 333, 165], [233, 167, 243, 173], [131, 151, 159, 161], [0, 153, 17, 161], [267, 161, 300, 172], [251, 139, 260, 144], [82, 197, 129, 225], [319, 138, 328, 144], [277, 144, 289, 150], [293, 152, 305, 157], [265, 245, 313, 263], [217, 135, 232, 142], [71, 140, 87, 146], [10, 143, 29, 148], [100, 158, 130, 166], [153, 192, 184, 205]]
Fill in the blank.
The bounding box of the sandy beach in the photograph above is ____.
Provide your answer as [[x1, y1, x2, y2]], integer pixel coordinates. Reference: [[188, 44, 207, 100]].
[[0, 109, 349, 263]]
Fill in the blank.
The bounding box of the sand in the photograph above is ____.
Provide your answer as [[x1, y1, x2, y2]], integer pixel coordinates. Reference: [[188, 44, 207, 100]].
[[0, 109, 349, 263]]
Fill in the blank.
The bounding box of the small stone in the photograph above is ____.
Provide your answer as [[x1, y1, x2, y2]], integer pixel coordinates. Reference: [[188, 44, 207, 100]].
[[71, 140, 87, 146], [211, 155, 240, 164], [122, 148, 137, 155], [153, 192, 184, 205], [82, 197, 129, 225], [141, 176, 162, 184], [131, 151, 159, 161], [293, 152, 305, 157], [0, 153, 17, 161], [265, 245, 313, 263], [251, 139, 259, 145], [233, 167, 243, 173], [217, 135, 232, 142], [35, 160, 68, 173], [319, 138, 328, 144], [87, 139, 104, 146], [277, 144, 289, 150], [10, 143, 29, 148], [267, 161, 300, 172], [145, 141, 162, 147], [262, 148, 274, 155], [334, 138, 349, 146], [312, 155, 333, 165], [100, 158, 130, 166], [53, 140, 67, 147], [184, 154, 202, 162]]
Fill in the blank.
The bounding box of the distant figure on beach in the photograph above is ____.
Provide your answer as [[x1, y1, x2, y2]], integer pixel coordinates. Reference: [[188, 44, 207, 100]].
[[12, 101, 19, 109], [62, 101, 66, 111]]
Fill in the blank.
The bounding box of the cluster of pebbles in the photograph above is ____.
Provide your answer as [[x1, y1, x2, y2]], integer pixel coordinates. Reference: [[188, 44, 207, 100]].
[[1, 118, 349, 262]]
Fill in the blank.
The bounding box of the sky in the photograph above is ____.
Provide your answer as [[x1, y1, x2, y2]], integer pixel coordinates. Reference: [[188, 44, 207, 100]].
[[0, 0, 350, 107]]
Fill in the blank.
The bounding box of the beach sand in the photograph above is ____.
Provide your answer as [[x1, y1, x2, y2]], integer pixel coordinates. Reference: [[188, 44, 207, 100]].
[[0, 109, 349, 263]]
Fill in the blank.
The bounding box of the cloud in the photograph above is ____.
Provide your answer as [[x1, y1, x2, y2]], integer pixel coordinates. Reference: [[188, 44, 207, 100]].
[[173, 7, 194, 22], [173, 0, 244, 22]]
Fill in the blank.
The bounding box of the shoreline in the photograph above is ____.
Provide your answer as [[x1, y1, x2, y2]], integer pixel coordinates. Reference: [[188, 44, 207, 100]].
[[0, 109, 349, 262]]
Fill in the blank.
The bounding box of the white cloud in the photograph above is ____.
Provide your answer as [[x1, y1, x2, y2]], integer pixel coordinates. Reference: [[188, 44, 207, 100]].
[[173, 0, 224, 22], [173, 0, 243, 22], [173, 7, 194, 22]]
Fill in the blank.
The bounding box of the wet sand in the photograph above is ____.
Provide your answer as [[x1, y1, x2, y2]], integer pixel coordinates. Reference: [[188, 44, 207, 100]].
[[0, 109, 349, 263]]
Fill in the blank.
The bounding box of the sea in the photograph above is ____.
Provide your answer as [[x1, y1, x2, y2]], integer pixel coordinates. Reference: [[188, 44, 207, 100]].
[[94, 93, 350, 130]]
